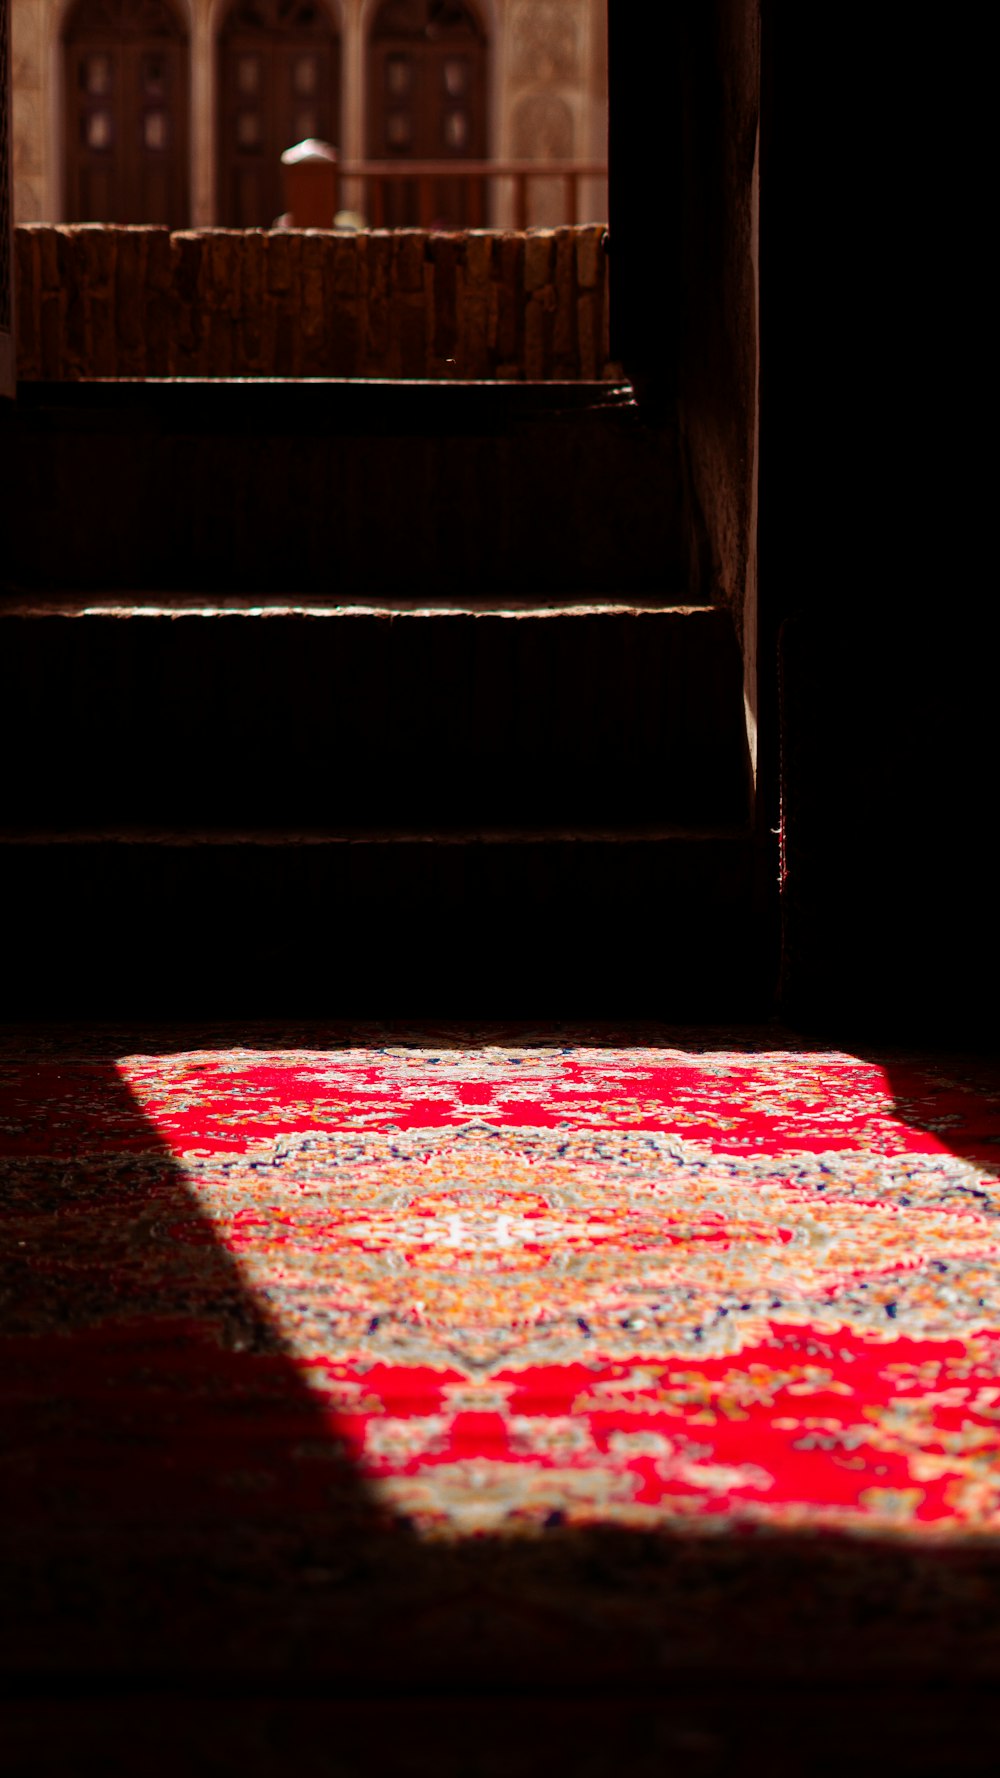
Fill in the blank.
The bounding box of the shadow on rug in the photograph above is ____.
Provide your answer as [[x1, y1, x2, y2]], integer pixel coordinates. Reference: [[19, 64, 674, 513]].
[[2, 1025, 1000, 1775]]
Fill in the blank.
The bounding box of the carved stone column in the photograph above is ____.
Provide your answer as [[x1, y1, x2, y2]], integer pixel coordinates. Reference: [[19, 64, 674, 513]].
[[11, 0, 48, 220], [191, 0, 215, 226], [340, 0, 364, 213], [511, 0, 576, 228]]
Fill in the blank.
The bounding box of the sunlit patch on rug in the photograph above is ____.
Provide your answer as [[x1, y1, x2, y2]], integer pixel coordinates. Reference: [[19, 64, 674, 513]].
[[8, 1038, 1000, 1540], [5, 1030, 1000, 1684]]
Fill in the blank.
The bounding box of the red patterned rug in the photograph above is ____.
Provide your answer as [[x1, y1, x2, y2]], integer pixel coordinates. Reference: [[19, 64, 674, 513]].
[[3, 1026, 1000, 1715]]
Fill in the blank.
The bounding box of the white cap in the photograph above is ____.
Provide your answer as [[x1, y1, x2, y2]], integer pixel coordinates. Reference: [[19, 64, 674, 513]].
[[281, 139, 338, 166]]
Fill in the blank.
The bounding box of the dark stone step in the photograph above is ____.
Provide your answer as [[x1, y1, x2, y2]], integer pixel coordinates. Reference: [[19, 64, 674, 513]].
[[0, 601, 751, 830], [0, 381, 688, 598], [0, 825, 765, 1018]]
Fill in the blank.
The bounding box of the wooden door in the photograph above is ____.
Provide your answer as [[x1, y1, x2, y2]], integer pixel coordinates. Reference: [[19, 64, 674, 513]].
[[369, 0, 488, 228], [218, 0, 340, 228], [1, 0, 13, 398], [63, 0, 189, 227]]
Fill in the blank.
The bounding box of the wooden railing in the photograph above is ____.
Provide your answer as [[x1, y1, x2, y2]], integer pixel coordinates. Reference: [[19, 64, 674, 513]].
[[339, 161, 607, 230], [283, 150, 608, 231]]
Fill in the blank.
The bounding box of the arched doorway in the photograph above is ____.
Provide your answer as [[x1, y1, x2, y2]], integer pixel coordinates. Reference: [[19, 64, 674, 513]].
[[368, 0, 488, 227], [63, 0, 190, 226], [217, 0, 341, 227]]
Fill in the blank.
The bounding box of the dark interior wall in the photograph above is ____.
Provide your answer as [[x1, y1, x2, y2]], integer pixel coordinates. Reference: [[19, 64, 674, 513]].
[[762, 7, 996, 1035], [612, 0, 995, 1035], [676, 2, 760, 668], [609, 0, 761, 770]]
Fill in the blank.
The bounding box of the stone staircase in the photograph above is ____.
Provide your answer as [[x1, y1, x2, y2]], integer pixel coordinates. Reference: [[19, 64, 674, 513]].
[[0, 379, 763, 1016]]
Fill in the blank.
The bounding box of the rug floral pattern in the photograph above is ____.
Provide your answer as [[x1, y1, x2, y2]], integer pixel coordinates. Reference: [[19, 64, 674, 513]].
[[6, 1037, 1000, 1532], [3, 1030, 1000, 1679]]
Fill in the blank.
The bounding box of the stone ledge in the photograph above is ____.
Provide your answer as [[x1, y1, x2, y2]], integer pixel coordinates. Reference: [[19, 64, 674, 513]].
[[14, 224, 611, 384]]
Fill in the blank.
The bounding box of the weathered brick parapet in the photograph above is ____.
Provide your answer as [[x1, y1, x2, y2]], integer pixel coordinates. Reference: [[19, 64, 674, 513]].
[[13, 224, 611, 382]]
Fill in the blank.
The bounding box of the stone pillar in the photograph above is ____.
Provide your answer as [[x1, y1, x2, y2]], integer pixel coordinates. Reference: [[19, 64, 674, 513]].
[[585, 0, 608, 224], [341, 0, 364, 215], [487, 0, 508, 228], [191, 0, 215, 227], [11, 0, 49, 220]]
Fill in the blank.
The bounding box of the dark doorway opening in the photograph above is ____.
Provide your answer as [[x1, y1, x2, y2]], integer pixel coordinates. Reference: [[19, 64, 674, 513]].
[[368, 0, 488, 227], [63, 0, 190, 227], [217, 0, 341, 227]]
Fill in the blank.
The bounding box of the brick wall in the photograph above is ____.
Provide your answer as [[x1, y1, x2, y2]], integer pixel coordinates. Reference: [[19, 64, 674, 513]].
[[13, 224, 611, 382]]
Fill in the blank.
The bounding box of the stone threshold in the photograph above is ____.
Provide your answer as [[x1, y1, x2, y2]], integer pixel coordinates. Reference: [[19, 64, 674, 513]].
[[0, 825, 754, 847], [0, 594, 714, 618]]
